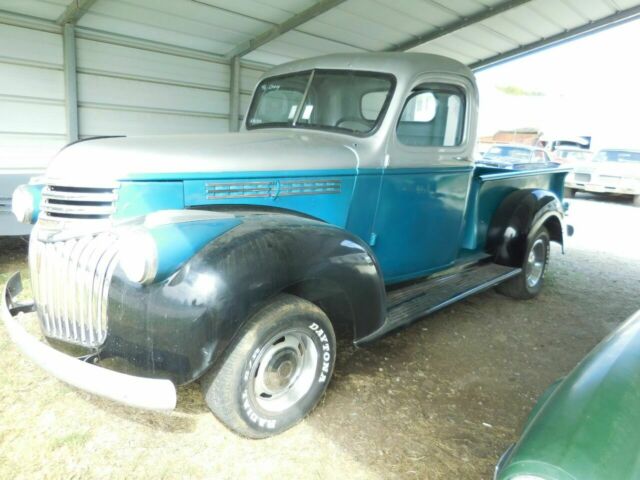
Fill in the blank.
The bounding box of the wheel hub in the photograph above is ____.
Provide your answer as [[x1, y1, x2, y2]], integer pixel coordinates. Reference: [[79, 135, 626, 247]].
[[526, 238, 546, 288], [263, 351, 298, 392], [251, 331, 319, 413]]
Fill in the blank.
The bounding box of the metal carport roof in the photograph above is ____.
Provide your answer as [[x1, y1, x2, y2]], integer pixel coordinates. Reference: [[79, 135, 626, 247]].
[[0, 0, 639, 136], [1, 0, 639, 69]]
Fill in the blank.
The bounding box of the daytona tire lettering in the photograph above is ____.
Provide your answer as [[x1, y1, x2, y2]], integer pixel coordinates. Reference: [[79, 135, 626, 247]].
[[241, 389, 276, 429], [309, 322, 331, 383]]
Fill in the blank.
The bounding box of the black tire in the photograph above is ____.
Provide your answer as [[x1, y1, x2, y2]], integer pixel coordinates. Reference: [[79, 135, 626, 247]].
[[201, 294, 336, 439], [496, 227, 550, 300], [564, 187, 576, 199]]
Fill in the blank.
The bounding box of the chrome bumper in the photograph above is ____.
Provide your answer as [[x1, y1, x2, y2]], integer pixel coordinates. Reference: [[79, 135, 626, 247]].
[[1, 272, 177, 411], [566, 181, 640, 195]]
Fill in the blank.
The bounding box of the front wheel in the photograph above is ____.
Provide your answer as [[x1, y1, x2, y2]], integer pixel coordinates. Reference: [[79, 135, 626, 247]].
[[201, 294, 336, 438], [496, 227, 550, 300]]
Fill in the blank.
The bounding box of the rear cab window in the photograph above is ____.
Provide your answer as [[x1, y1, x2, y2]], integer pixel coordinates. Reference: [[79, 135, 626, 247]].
[[396, 84, 466, 147]]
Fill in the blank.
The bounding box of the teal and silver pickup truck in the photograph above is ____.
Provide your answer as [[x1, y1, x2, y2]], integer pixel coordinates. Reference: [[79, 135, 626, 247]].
[[3, 53, 571, 438]]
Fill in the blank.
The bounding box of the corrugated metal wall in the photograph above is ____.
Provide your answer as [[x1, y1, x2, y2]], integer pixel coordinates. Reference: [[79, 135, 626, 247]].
[[0, 23, 66, 234], [0, 23, 267, 154], [0, 19, 267, 234], [75, 39, 264, 136], [0, 23, 67, 170]]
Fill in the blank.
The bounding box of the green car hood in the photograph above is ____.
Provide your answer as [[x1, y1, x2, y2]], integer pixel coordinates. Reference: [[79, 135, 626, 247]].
[[498, 310, 640, 480]]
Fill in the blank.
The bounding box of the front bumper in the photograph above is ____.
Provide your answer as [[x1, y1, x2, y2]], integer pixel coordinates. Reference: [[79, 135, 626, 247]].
[[566, 180, 640, 195], [1, 272, 177, 411]]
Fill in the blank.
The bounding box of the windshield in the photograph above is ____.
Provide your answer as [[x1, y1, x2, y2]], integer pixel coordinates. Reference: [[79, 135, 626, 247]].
[[558, 149, 591, 161], [483, 146, 531, 162], [246, 70, 395, 135], [593, 150, 640, 163]]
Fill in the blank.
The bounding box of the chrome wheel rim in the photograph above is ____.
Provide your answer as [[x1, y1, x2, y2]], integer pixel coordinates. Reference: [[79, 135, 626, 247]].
[[251, 330, 318, 414], [526, 238, 546, 288]]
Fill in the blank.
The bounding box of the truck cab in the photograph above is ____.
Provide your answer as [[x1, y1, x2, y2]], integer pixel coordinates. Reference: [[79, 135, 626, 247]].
[[3, 53, 570, 438]]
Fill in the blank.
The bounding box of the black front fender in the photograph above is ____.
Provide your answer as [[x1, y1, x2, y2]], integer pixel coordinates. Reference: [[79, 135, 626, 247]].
[[104, 213, 386, 385]]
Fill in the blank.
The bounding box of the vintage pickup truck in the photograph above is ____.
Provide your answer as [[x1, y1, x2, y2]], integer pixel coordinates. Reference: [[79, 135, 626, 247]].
[[3, 53, 570, 438]]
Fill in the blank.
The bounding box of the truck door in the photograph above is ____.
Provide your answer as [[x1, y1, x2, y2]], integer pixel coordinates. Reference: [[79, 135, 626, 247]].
[[371, 80, 475, 283]]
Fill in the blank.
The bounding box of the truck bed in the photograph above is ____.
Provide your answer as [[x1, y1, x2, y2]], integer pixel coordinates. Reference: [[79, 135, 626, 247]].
[[460, 165, 570, 252]]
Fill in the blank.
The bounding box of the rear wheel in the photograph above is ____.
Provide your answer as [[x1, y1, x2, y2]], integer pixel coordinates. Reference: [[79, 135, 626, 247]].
[[496, 227, 550, 300], [564, 187, 576, 198], [201, 294, 336, 438]]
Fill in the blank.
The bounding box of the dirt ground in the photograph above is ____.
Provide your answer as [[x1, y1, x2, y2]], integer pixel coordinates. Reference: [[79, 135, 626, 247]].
[[1, 193, 639, 480]]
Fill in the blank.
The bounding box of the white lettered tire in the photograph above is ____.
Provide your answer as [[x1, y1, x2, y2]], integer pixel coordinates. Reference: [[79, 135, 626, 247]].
[[201, 294, 336, 438], [496, 227, 550, 300]]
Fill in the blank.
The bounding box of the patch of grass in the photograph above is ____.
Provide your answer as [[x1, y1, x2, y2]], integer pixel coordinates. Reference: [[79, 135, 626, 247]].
[[50, 431, 92, 450]]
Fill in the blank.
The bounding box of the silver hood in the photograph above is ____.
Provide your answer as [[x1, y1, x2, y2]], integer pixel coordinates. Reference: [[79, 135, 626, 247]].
[[45, 130, 361, 183]]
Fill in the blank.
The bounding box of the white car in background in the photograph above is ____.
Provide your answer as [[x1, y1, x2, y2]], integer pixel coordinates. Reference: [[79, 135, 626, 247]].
[[553, 147, 593, 164], [565, 149, 640, 206]]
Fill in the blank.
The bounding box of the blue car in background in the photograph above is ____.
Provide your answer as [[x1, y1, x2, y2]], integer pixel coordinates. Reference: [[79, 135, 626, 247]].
[[479, 144, 556, 169]]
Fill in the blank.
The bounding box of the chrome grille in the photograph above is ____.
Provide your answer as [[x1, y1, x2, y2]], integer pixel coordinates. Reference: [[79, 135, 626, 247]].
[[41, 184, 119, 222], [29, 232, 120, 347]]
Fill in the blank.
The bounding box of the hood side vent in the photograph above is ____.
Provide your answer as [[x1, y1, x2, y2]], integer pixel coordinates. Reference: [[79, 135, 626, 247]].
[[206, 179, 341, 200]]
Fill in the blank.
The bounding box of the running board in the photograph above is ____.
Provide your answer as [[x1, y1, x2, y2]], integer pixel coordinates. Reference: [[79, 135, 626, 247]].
[[358, 263, 521, 344]]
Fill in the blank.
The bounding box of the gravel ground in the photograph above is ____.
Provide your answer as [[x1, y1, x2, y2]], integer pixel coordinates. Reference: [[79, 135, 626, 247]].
[[1, 193, 639, 480]]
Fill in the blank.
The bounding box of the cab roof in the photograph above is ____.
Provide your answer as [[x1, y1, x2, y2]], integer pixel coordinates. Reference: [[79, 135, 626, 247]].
[[263, 53, 474, 81]]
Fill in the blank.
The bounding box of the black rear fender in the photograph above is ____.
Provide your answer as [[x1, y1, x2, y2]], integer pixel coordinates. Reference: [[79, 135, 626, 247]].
[[487, 189, 564, 267]]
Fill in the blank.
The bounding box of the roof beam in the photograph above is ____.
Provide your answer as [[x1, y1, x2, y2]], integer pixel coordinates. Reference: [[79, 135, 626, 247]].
[[470, 4, 640, 71], [225, 0, 347, 59], [56, 0, 98, 25], [386, 0, 533, 52]]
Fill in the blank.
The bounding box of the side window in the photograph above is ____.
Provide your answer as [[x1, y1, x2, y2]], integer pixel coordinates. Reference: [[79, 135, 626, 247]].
[[396, 85, 466, 147]]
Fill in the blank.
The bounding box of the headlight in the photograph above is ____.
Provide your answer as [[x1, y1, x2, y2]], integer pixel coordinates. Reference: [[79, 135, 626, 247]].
[[118, 230, 158, 285], [11, 185, 36, 224]]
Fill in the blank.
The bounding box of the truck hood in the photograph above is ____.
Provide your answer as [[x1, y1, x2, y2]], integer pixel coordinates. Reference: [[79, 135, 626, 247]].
[[45, 130, 360, 183]]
